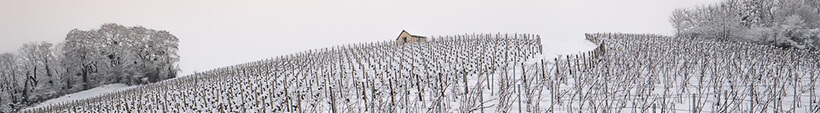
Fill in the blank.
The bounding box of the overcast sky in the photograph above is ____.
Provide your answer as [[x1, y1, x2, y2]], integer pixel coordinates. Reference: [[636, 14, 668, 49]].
[[0, 0, 720, 76]]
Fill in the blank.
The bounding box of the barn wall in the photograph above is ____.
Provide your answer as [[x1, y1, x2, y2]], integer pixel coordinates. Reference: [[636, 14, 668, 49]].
[[396, 32, 426, 44]]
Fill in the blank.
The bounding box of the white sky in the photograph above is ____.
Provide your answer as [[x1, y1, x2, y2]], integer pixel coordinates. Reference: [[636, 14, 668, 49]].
[[0, 0, 720, 76]]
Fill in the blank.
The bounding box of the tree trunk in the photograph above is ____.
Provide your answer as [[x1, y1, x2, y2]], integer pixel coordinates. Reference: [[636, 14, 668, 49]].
[[65, 75, 72, 91], [82, 64, 89, 90]]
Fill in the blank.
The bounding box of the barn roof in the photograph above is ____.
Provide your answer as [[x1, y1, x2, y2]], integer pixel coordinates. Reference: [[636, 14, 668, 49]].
[[396, 30, 426, 40], [411, 35, 426, 38]]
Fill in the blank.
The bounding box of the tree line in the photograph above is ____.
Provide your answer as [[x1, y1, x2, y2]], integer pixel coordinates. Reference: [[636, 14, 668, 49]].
[[0, 23, 180, 112], [671, 0, 820, 50]]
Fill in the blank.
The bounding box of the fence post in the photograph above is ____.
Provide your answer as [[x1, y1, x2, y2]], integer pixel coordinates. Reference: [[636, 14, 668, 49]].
[[690, 93, 696, 113]]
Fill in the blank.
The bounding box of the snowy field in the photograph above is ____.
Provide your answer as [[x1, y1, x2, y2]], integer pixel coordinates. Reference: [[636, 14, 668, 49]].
[[23, 84, 138, 111], [565, 33, 820, 112], [23, 33, 548, 112], [23, 32, 820, 113]]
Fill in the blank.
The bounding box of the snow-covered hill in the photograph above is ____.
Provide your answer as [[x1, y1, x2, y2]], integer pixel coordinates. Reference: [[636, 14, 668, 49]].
[[24, 33, 553, 112], [23, 84, 138, 111], [26, 32, 818, 113]]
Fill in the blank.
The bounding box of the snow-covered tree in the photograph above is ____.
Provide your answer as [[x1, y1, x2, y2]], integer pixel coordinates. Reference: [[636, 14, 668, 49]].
[[672, 0, 820, 50], [1, 23, 180, 112], [63, 23, 180, 87], [63, 28, 104, 90], [0, 53, 23, 112], [11, 41, 68, 106]]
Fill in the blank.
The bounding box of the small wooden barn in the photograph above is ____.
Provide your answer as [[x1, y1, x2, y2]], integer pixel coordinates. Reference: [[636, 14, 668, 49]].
[[396, 30, 427, 44]]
